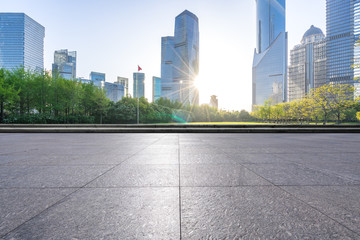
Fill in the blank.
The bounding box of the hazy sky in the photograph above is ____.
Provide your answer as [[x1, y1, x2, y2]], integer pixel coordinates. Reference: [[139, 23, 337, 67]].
[[2, 0, 326, 111]]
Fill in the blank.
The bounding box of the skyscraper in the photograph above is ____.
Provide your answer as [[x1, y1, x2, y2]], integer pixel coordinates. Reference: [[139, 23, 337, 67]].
[[90, 71, 105, 88], [252, 0, 288, 106], [161, 36, 175, 101], [160, 10, 200, 105], [326, 0, 360, 84], [117, 77, 129, 97], [152, 76, 161, 102], [52, 49, 76, 79], [90, 72, 105, 81], [0, 13, 45, 71], [102, 82, 124, 103], [133, 72, 145, 98], [288, 26, 327, 101]]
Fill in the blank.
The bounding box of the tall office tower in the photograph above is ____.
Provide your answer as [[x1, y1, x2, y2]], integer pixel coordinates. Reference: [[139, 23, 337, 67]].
[[161, 37, 175, 101], [252, 0, 288, 106], [152, 76, 161, 102], [326, 0, 360, 85], [0, 13, 45, 71], [117, 77, 129, 96], [102, 82, 124, 103], [90, 72, 105, 88], [288, 26, 327, 101], [160, 10, 200, 105], [52, 50, 77, 79], [133, 72, 145, 98]]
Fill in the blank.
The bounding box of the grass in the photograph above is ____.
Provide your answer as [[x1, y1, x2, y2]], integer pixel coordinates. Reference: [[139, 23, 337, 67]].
[[187, 122, 272, 125], [183, 122, 360, 125]]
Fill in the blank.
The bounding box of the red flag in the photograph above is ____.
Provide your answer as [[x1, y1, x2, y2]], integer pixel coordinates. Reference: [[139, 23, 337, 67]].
[[138, 65, 142, 72]]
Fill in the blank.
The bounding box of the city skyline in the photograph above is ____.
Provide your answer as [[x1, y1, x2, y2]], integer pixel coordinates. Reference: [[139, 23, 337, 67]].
[[252, 0, 287, 106], [1, 0, 326, 111], [161, 10, 199, 105]]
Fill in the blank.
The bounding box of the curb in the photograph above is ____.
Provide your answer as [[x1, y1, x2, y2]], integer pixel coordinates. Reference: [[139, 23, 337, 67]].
[[1, 128, 360, 133]]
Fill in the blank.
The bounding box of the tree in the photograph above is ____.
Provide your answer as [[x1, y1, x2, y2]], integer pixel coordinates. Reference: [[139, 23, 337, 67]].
[[328, 84, 355, 123], [0, 69, 18, 123], [271, 104, 284, 121], [357, 112, 360, 121], [309, 85, 333, 124]]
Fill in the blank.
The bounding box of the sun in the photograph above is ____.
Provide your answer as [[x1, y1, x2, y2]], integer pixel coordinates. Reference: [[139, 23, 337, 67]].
[[194, 74, 204, 91]]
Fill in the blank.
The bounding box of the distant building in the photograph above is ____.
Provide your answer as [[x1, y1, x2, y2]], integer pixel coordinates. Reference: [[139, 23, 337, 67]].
[[153, 77, 161, 102], [252, 0, 288, 106], [90, 72, 105, 88], [79, 74, 124, 103], [133, 72, 145, 98], [0, 13, 45, 71], [161, 37, 175, 100], [102, 81, 124, 103], [52, 49, 77, 79], [117, 77, 129, 97], [78, 78, 92, 85], [160, 10, 200, 105], [210, 95, 218, 109], [288, 25, 326, 101], [326, 0, 360, 84], [90, 71, 105, 81]]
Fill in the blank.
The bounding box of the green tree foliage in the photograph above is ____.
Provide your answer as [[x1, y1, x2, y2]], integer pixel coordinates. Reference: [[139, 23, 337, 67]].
[[252, 83, 359, 124], [1, 68, 107, 124], [1, 68, 255, 124], [0, 68, 18, 122], [357, 112, 360, 121]]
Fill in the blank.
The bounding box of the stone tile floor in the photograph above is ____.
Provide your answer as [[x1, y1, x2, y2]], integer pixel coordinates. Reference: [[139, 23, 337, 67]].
[[0, 133, 360, 239]]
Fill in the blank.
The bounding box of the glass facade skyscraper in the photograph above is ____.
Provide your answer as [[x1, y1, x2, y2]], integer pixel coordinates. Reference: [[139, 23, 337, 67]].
[[326, 0, 360, 84], [161, 36, 175, 101], [252, 0, 288, 106], [90, 71, 105, 88], [152, 76, 161, 102], [52, 49, 77, 79], [133, 72, 145, 98], [289, 26, 327, 102], [0, 13, 45, 71], [102, 82, 124, 103], [160, 10, 199, 105]]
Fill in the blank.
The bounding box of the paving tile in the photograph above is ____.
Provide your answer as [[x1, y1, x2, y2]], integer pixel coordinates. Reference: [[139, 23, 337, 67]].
[[300, 162, 360, 182], [125, 153, 178, 165], [277, 152, 360, 164], [0, 188, 74, 237], [0, 165, 112, 188], [141, 146, 178, 155], [180, 147, 224, 155], [3, 188, 179, 240], [228, 153, 291, 164], [180, 153, 235, 164], [283, 186, 360, 235], [88, 164, 179, 187], [243, 163, 359, 186], [181, 164, 270, 186], [181, 187, 359, 239], [2, 153, 133, 166]]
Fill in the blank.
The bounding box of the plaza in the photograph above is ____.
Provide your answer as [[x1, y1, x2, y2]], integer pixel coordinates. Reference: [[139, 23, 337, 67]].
[[0, 133, 360, 239]]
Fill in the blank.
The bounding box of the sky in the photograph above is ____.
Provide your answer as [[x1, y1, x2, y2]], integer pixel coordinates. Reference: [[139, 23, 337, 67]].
[[2, 0, 326, 111]]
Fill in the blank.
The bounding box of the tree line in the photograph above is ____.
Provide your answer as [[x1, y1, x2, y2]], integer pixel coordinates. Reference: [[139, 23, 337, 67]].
[[252, 84, 360, 124], [0, 68, 254, 124], [0, 68, 108, 124]]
